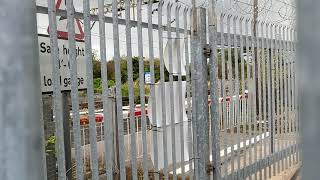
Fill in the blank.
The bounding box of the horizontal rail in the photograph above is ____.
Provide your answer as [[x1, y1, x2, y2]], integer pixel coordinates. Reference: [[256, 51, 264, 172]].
[[36, 5, 294, 47], [36, 5, 188, 34], [224, 144, 300, 179]]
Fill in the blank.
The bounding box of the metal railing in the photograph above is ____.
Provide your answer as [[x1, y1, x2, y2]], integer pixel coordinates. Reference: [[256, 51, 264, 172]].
[[39, 0, 300, 179]]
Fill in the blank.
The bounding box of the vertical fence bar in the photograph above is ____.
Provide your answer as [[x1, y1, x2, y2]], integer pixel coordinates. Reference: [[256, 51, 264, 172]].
[[231, 16, 241, 179], [245, 18, 252, 179], [219, 13, 228, 178], [184, 8, 194, 180], [297, 29, 301, 162], [293, 28, 297, 164], [47, 0, 67, 178], [227, 14, 235, 178], [286, 27, 292, 140], [82, 0, 100, 178], [283, 27, 289, 170], [167, 3, 177, 179], [232, 16, 241, 178], [292, 29, 298, 164], [283, 26, 288, 170], [275, 25, 280, 174], [266, 23, 272, 178], [257, 22, 263, 179], [257, 21, 265, 179], [265, 22, 269, 178], [227, 15, 236, 179], [290, 28, 294, 136], [260, 21, 267, 180], [97, 0, 113, 179], [292, 28, 297, 164], [284, 27, 289, 168], [148, 0, 159, 179], [239, 17, 246, 176], [287, 29, 292, 138], [208, 0, 220, 178], [112, 0, 126, 177], [125, 0, 138, 178], [287, 27, 293, 167], [175, 5, 186, 180], [136, 0, 149, 178], [0, 1, 43, 179], [295, 29, 300, 163], [290, 28, 297, 164], [252, 20, 258, 180], [191, 6, 199, 180], [158, 2, 169, 179], [279, 26, 285, 172], [270, 24, 276, 177]]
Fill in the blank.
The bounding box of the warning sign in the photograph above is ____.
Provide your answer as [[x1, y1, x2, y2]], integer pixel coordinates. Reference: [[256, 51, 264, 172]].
[[38, 35, 87, 92], [47, 0, 84, 40]]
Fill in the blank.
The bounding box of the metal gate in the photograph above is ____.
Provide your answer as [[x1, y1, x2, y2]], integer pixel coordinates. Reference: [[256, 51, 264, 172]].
[[36, 0, 300, 179]]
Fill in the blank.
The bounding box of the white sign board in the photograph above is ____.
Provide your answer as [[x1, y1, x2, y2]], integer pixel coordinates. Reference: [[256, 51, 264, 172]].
[[38, 35, 87, 92], [144, 72, 151, 84]]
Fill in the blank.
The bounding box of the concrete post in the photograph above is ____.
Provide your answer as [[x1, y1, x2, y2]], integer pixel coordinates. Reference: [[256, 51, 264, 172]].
[[297, 1, 320, 179], [0, 0, 44, 180]]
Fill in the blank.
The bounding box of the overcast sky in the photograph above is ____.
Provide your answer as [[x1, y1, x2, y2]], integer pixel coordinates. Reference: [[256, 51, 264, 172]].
[[36, 0, 295, 60]]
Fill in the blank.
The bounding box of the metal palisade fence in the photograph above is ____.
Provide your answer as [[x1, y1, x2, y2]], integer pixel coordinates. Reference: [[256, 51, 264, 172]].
[[37, 0, 299, 179]]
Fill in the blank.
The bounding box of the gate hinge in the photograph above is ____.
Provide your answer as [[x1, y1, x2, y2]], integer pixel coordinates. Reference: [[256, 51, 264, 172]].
[[203, 44, 212, 58]]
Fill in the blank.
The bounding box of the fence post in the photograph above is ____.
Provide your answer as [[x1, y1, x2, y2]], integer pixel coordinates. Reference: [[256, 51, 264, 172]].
[[192, 7, 210, 180], [297, 1, 320, 179], [208, 0, 221, 178], [0, 1, 44, 180]]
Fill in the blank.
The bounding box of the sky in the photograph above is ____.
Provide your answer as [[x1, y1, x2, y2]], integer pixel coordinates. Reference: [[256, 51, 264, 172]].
[[36, 0, 295, 60]]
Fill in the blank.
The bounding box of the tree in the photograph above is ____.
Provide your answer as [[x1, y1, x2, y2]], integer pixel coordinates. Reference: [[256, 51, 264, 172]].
[[92, 52, 101, 79], [106, 56, 164, 84], [107, 60, 115, 81], [212, 48, 249, 80]]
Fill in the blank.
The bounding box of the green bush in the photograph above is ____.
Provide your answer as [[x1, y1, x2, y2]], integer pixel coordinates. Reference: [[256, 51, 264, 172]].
[[121, 80, 143, 97], [45, 135, 56, 156], [93, 78, 115, 94]]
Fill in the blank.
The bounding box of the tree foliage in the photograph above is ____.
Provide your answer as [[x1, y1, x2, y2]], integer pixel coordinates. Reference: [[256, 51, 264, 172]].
[[93, 55, 168, 83], [215, 48, 250, 80]]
